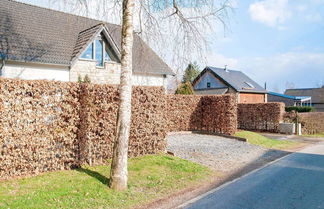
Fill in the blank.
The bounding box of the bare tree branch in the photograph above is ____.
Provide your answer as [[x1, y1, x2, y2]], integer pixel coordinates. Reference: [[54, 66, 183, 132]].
[[48, 0, 232, 72]]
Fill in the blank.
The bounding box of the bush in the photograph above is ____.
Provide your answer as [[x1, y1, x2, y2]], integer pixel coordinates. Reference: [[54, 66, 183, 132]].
[[175, 82, 195, 95], [285, 106, 314, 113], [77, 74, 91, 83]]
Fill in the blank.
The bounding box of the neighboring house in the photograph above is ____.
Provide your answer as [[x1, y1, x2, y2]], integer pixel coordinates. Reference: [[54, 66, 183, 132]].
[[0, 0, 174, 88], [268, 92, 312, 107], [192, 66, 267, 103], [285, 87, 324, 112]]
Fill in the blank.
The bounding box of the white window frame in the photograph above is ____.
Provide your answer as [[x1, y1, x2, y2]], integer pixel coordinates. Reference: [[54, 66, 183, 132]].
[[95, 38, 104, 68], [79, 34, 118, 67]]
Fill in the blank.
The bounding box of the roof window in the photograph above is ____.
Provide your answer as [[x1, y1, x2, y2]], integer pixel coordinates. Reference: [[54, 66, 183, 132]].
[[244, 82, 254, 89]]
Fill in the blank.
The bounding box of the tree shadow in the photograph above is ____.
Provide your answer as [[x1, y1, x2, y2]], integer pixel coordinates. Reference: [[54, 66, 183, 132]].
[[76, 167, 111, 186]]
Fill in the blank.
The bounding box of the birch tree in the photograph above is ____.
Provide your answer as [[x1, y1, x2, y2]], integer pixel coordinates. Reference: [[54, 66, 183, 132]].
[[48, 0, 232, 190], [110, 0, 135, 191], [111, 0, 232, 190]]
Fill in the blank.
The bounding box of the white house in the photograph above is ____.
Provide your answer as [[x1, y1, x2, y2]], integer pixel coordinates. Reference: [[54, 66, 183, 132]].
[[0, 0, 174, 88]]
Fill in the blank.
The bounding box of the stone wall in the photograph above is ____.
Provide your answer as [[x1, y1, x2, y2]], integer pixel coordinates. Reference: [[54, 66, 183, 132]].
[[70, 60, 121, 84], [238, 103, 285, 132], [70, 60, 167, 88], [0, 78, 237, 179], [132, 73, 167, 89]]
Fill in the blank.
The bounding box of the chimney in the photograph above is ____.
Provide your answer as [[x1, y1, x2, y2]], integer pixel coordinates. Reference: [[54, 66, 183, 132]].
[[264, 82, 267, 90], [224, 65, 229, 72]]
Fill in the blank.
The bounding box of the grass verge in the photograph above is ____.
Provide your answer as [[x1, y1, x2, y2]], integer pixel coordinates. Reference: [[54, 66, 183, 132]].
[[0, 154, 212, 209], [235, 131, 303, 150], [303, 133, 324, 138]]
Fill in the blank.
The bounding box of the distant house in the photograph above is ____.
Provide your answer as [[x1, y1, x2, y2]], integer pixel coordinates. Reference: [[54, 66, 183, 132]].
[[0, 0, 174, 88], [268, 92, 312, 107], [192, 66, 267, 103], [285, 87, 324, 112]]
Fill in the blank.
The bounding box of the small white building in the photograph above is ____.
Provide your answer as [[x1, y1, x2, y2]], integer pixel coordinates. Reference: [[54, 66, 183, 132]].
[[0, 0, 174, 88]]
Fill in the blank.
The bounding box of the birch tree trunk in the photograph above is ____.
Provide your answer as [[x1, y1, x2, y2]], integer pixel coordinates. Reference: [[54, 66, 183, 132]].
[[110, 0, 135, 191]]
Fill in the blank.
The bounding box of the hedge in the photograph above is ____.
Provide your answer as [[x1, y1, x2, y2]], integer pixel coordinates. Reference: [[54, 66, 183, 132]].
[[285, 106, 314, 113]]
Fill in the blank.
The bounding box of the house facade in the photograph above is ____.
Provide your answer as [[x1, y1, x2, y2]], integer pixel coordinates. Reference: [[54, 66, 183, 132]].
[[285, 87, 324, 112], [0, 0, 174, 88], [192, 66, 267, 103]]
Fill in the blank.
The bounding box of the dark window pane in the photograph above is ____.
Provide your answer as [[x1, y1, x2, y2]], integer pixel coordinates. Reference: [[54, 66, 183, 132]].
[[81, 43, 93, 59], [95, 39, 103, 66], [105, 44, 112, 61], [103, 37, 118, 62], [207, 82, 211, 88]]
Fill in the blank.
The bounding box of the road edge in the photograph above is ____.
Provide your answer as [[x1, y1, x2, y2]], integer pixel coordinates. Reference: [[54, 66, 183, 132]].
[[176, 152, 293, 208]]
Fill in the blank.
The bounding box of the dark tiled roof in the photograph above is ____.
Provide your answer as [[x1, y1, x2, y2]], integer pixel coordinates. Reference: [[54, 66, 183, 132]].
[[0, 0, 174, 75], [195, 66, 267, 93], [195, 87, 228, 94], [285, 87, 324, 104]]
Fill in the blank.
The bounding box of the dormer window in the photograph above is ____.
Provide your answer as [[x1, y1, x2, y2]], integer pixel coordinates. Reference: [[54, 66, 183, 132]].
[[95, 39, 103, 66], [105, 44, 112, 61], [80, 33, 118, 67], [81, 43, 94, 59]]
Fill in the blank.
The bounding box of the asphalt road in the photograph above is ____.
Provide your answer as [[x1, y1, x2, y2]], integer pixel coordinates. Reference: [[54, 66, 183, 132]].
[[184, 142, 324, 209]]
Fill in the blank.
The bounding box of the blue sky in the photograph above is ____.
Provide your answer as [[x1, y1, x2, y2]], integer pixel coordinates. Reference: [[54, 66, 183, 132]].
[[18, 0, 324, 92], [206, 0, 324, 92]]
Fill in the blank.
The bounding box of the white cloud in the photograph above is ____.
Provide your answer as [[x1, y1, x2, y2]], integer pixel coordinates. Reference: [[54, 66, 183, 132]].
[[205, 52, 239, 69], [296, 4, 307, 12], [310, 0, 324, 5], [249, 0, 291, 27], [277, 25, 288, 31], [238, 52, 324, 92], [305, 13, 322, 22], [199, 51, 324, 92]]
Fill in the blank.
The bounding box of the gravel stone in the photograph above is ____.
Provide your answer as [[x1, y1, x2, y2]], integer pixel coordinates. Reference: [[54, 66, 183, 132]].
[[167, 133, 285, 172]]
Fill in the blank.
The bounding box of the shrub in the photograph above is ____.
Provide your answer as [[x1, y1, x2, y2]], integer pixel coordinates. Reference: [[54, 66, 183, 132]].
[[182, 62, 200, 83], [285, 106, 314, 113], [175, 82, 195, 95], [83, 75, 91, 83], [78, 74, 91, 83]]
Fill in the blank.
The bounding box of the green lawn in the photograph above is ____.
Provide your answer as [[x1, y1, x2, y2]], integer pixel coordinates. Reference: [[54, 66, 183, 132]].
[[0, 155, 212, 209], [235, 131, 303, 150], [303, 133, 324, 138]]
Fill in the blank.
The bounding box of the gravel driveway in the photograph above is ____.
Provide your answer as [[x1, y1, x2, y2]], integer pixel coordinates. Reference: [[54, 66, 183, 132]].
[[167, 133, 286, 172]]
